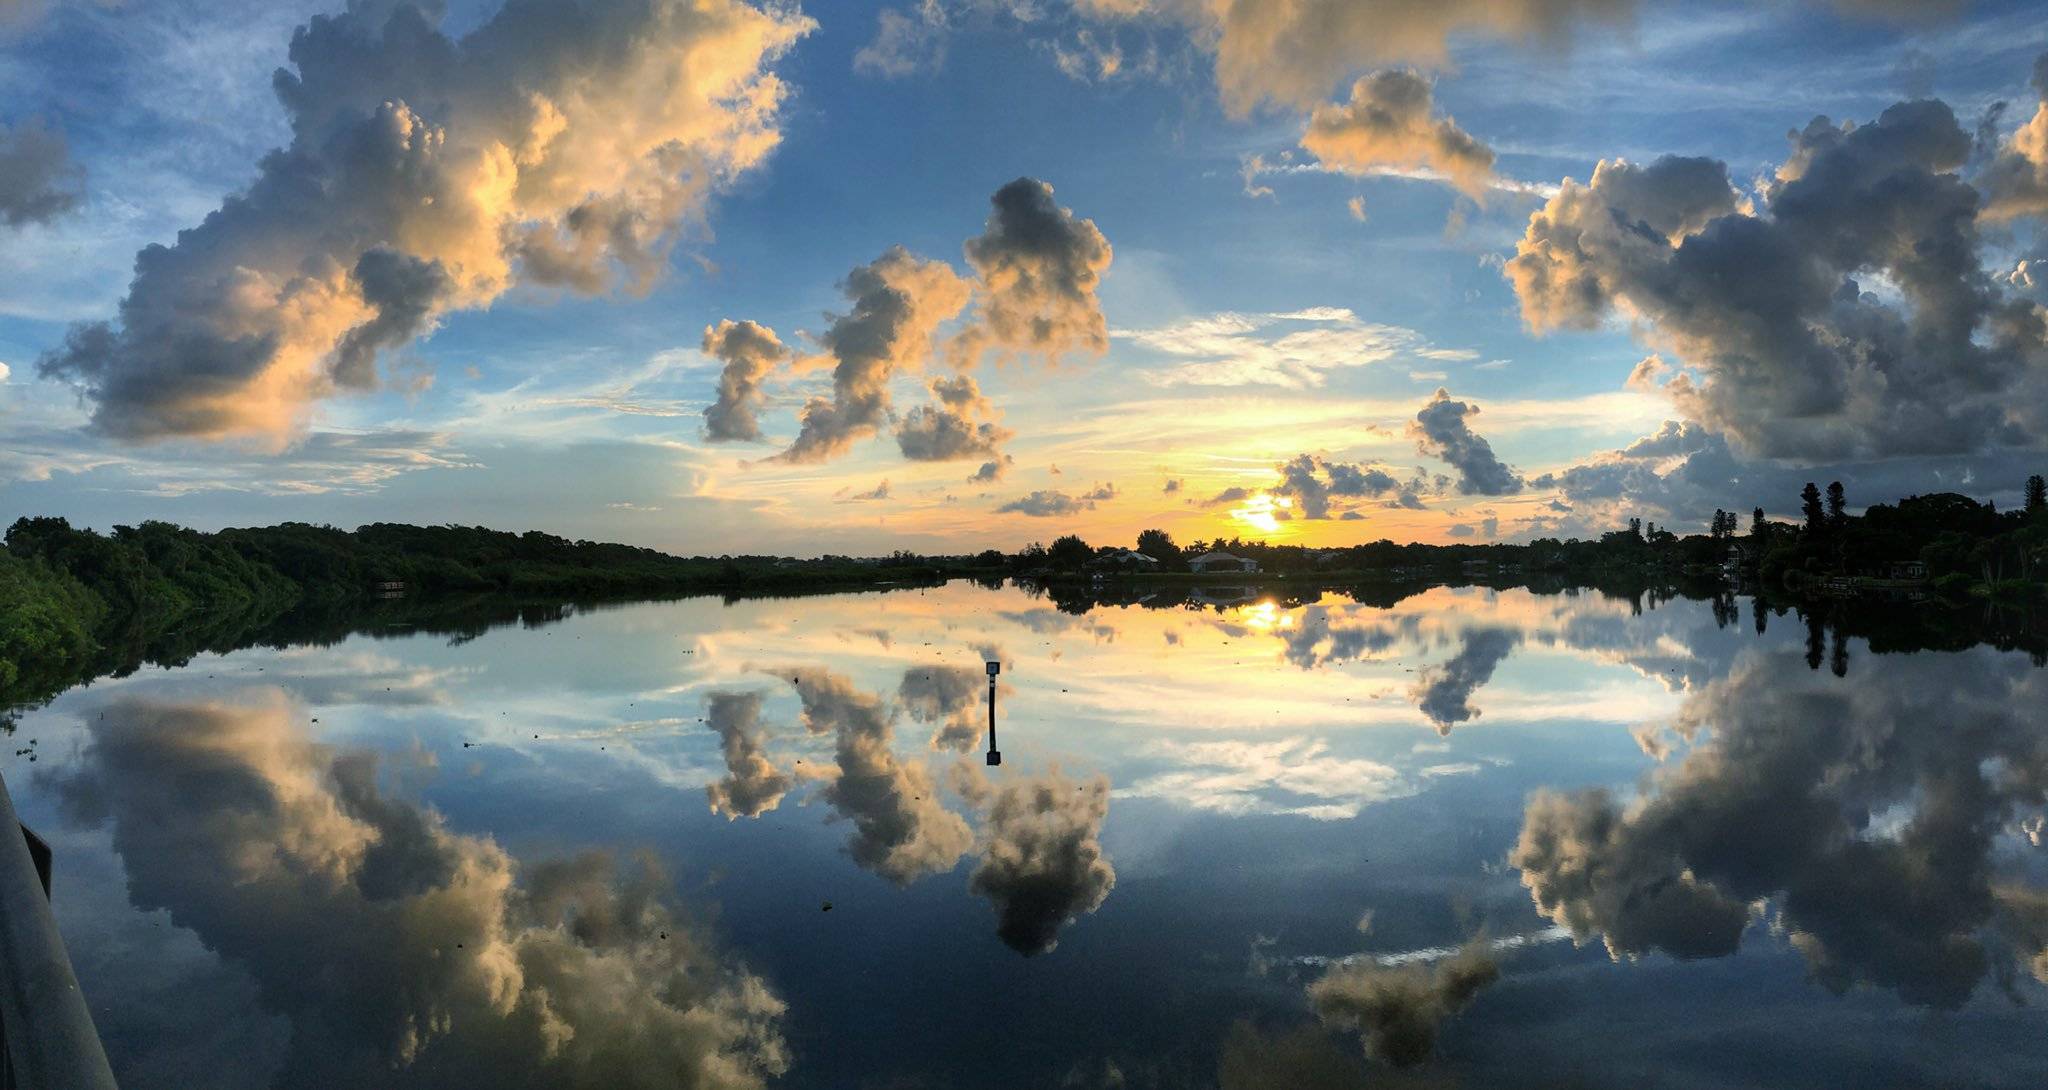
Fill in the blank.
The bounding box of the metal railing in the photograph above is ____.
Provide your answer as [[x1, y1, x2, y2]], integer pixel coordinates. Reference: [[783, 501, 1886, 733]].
[[0, 771, 118, 1090]]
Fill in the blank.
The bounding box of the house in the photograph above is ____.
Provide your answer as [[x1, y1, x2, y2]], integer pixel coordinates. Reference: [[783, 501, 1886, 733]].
[[1085, 549, 1161, 573], [1189, 551, 1259, 574], [1889, 560, 1927, 581], [1461, 559, 1491, 576]]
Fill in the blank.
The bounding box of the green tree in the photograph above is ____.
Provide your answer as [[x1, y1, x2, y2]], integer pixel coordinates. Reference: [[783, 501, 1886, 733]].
[[1751, 507, 1767, 541], [2026, 474, 2046, 517], [1826, 481, 1846, 527]]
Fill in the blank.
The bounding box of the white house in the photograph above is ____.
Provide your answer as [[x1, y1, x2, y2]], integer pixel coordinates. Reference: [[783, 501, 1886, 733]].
[[1189, 551, 1259, 574]]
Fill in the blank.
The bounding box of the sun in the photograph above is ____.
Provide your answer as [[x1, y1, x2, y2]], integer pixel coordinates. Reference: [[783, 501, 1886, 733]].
[[1229, 493, 1292, 535]]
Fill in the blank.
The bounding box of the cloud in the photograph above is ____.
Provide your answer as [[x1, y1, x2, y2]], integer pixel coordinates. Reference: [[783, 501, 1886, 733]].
[[1983, 53, 2048, 220], [777, 247, 972, 463], [1119, 737, 1411, 820], [1270, 453, 1409, 518], [702, 320, 791, 443], [854, 1, 949, 78], [844, 479, 892, 502], [895, 375, 1015, 461], [950, 177, 1113, 368], [1411, 389, 1523, 495], [37, 0, 812, 443], [1162, 477, 1182, 493], [967, 770, 1117, 955], [784, 668, 972, 884], [46, 690, 790, 1087], [1510, 86, 2048, 460], [1511, 647, 2048, 1008], [704, 691, 795, 819], [997, 489, 1091, 516], [1307, 943, 1499, 1066], [971, 455, 1014, 482], [1300, 70, 1495, 200], [1199, 485, 1255, 507], [1074, 0, 1637, 115], [0, 117, 84, 226], [1124, 307, 1445, 389], [898, 665, 990, 752], [1409, 627, 1518, 732]]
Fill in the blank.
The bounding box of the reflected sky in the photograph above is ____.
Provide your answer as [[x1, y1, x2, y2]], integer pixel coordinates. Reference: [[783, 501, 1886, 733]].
[[7, 581, 2048, 1088]]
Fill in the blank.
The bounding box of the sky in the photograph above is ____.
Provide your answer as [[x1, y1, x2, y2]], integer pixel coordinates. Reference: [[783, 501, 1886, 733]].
[[2, 0, 2047, 556]]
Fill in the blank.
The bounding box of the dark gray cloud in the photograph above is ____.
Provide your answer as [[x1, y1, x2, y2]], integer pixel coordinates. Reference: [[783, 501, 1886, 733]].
[[1307, 944, 1499, 1067], [45, 689, 790, 1088], [1271, 453, 1408, 518], [778, 247, 972, 463], [971, 454, 1013, 482], [1512, 647, 2048, 1008], [784, 667, 972, 883], [0, 117, 84, 226], [1409, 627, 1519, 732], [704, 691, 795, 819], [1300, 69, 1495, 198], [1411, 389, 1523, 495], [967, 770, 1116, 955], [36, 0, 811, 442], [1512, 85, 2048, 460], [702, 319, 791, 443], [950, 177, 1112, 368], [997, 488, 1097, 516], [896, 406, 1013, 461]]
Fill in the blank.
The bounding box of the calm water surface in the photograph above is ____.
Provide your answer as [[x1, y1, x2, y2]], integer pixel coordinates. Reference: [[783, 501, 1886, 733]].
[[8, 581, 2048, 1088]]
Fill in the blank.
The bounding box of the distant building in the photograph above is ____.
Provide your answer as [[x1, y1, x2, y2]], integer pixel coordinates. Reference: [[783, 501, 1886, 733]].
[[1461, 559, 1490, 576], [1889, 560, 1927, 581], [1189, 551, 1259, 573], [1086, 549, 1161, 572]]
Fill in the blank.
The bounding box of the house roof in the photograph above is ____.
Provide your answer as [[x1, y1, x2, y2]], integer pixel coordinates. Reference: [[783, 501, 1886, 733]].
[[1189, 551, 1244, 563]]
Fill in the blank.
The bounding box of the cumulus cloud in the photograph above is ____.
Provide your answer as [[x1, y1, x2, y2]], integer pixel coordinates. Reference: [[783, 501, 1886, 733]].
[[967, 770, 1117, 955], [997, 488, 1096, 516], [1983, 53, 2048, 220], [0, 117, 84, 226], [784, 668, 973, 884], [950, 177, 1113, 369], [1074, 0, 1637, 115], [1409, 627, 1518, 732], [1511, 647, 2048, 1008], [1510, 87, 2048, 459], [1300, 70, 1495, 199], [971, 455, 1014, 482], [704, 691, 795, 819], [1270, 453, 1415, 518], [38, 0, 812, 443], [1411, 389, 1523, 495], [899, 664, 992, 752], [702, 319, 791, 443], [895, 375, 1014, 461], [1307, 944, 1499, 1066], [777, 247, 973, 463], [47, 690, 790, 1088]]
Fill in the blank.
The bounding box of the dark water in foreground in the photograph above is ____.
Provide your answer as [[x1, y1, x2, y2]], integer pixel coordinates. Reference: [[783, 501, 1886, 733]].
[[7, 581, 2048, 1089]]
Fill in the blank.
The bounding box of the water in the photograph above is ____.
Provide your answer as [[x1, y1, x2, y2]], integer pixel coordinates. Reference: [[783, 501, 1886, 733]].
[[6, 580, 2047, 1088]]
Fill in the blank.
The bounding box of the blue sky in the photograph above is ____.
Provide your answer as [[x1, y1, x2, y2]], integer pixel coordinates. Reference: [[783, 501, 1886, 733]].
[[2, 0, 2046, 554]]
